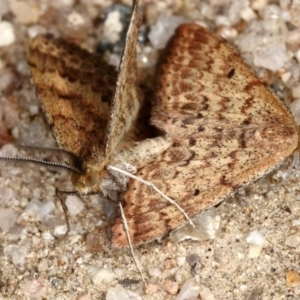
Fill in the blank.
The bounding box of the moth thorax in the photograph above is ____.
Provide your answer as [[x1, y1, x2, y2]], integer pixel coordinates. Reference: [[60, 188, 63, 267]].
[[71, 166, 99, 194]]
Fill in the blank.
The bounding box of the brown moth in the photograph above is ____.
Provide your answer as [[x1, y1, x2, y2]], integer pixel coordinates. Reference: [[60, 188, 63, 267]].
[[26, 0, 298, 250], [26, 0, 171, 241], [111, 24, 299, 246]]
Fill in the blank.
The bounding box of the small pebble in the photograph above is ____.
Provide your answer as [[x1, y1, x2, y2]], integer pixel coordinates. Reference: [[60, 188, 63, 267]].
[[253, 41, 288, 71], [9, 0, 39, 24], [285, 234, 300, 248], [4, 244, 28, 267], [148, 15, 187, 50], [164, 258, 176, 269], [148, 267, 161, 278], [0, 21, 15, 47], [252, 0, 268, 10], [145, 283, 159, 295], [38, 259, 48, 273], [170, 208, 221, 242], [0, 208, 16, 232], [176, 256, 186, 267], [248, 244, 263, 258], [89, 266, 116, 286], [286, 270, 300, 286], [21, 280, 47, 299], [246, 230, 266, 247], [78, 294, 92, 300], [65, 195, 85, 215], [163, 279, 179, 295], [281, 72, 291, 83], [199, 287, 215, 300], [240, 7, 257, 22], [176, 278, 201, 300], [106, 284, 142, 300]]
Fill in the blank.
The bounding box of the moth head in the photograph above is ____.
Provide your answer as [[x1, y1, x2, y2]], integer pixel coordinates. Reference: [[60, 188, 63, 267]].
[[71, 166, 99, 194]]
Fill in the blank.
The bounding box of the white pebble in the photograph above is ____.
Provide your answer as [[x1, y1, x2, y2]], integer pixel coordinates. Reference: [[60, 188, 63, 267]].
[[281, 72, 291, 83], [248, 244, 263, 258], [240, 7, 257, 22], [253, 41, 288, 71], [27, 25, 47, 39], [199, 287, 215, 300], [42, 231, 55, 242], [88, 266, 116, 286], [0, 21, 15, 47], [176, 278, 201, 300], [148, 267, 162, 277], [170, 208, 221, 242], [177, 256, 186, 267], [21, 198, 55, 221], [66, 195, 84, 215], [246, 230, 266, 247], [148, 15, 187, 50], [54, 225, 68, 236], [106, 284, 142, 300], [252, 0, 268, 10]]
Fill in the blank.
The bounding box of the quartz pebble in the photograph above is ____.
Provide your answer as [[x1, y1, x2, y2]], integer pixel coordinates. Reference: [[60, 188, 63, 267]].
[[200, 287, 215, 300], [248, 244, 263, 258], [148, 15, 187, 50], [148, 267, 161, 278], [240, 7, 256, 22], [65, 195, 85, 215], [170, 208, 221, 242], [176, 278, 201, 300], [21, 198, 55, 222], [253, 40, 288, 71], [106, 284, 142, 300], [246, 230, 266, 246], [4, 244, 28, 267], [89, 266, 116, 286], [0, 21, 15, 47], [0, 208, 16, 232]]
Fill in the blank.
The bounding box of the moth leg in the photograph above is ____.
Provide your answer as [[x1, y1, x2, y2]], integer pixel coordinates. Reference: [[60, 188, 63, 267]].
[[56, 189, 73, 237], [118, 202, 146, 286], [113, 136, 172, 169]]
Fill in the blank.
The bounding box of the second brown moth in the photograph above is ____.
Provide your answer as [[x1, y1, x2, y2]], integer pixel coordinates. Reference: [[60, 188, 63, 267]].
[[26, 0, 298, 249]]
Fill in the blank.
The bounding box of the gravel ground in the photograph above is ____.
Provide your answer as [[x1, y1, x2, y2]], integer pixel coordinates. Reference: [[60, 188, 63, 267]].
[[0, 0, 300, 299]]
